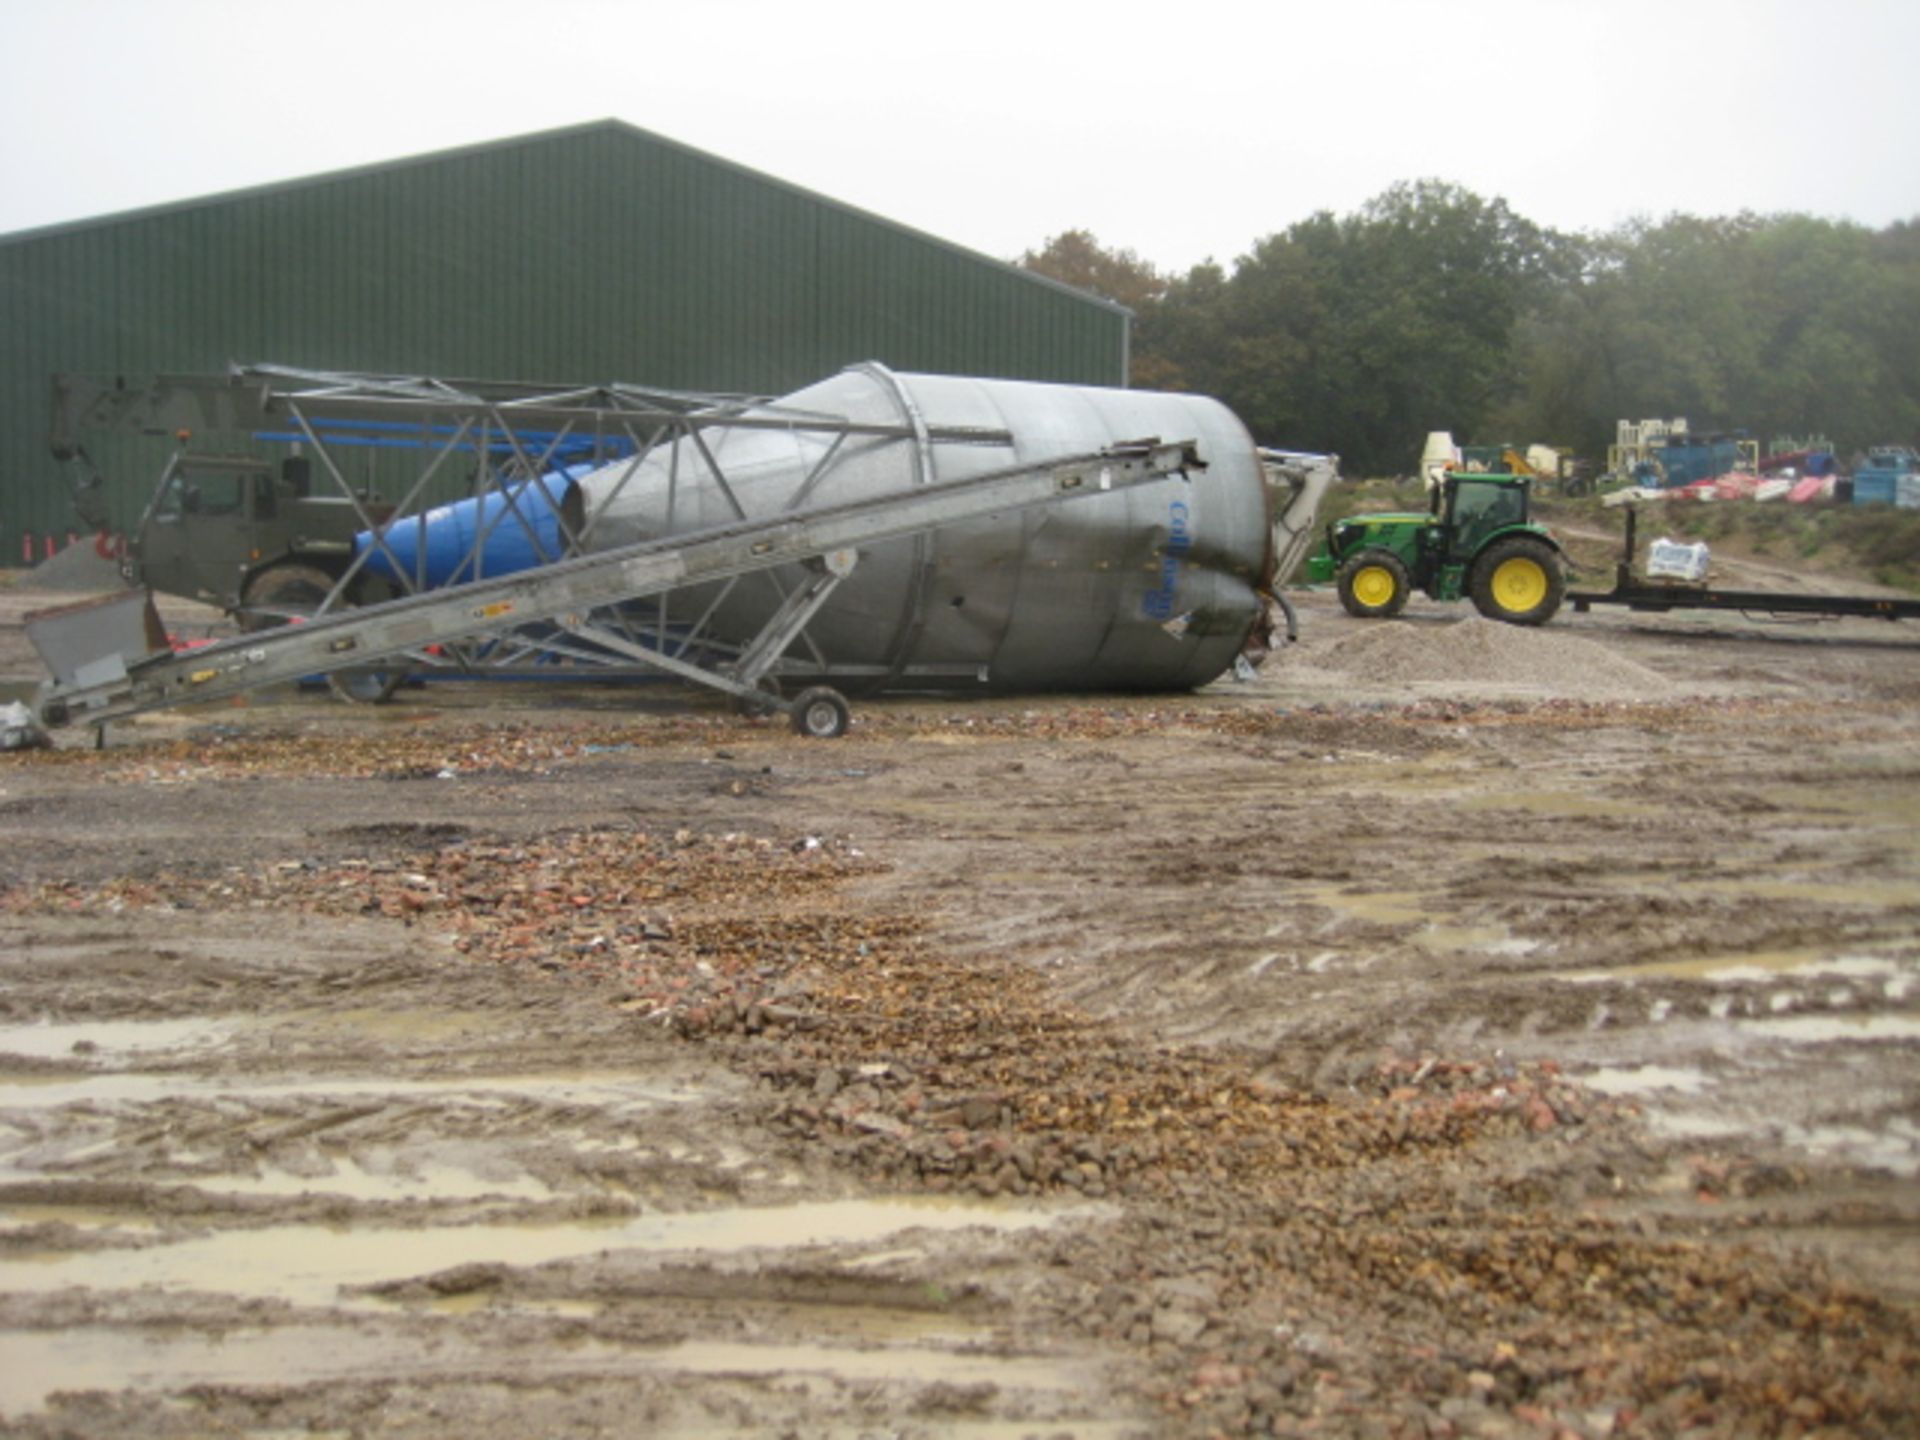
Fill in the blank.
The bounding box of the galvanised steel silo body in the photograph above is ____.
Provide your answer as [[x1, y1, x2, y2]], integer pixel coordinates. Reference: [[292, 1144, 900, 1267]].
[[573, 363, 1275, 692]]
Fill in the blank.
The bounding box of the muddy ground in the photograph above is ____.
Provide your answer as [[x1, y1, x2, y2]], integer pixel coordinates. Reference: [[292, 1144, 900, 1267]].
[[0, 570, 1916, 1438]]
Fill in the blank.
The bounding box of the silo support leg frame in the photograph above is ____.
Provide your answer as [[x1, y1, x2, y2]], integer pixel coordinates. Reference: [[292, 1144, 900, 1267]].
[[557, 549, 857, 720]]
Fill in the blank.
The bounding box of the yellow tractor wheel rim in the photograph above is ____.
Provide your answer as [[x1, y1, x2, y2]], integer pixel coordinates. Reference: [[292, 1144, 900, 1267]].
[[1491, 557, 1548, 612], [1352, 565, 1398, 609]]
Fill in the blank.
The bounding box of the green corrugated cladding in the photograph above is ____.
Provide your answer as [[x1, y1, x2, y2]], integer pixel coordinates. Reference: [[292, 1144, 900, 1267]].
[[0, 121, 1128, 554]]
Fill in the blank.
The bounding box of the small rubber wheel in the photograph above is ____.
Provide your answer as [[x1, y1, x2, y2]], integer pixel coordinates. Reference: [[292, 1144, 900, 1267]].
[[789, 686, 851, 739], [1335, 549, 1411, 619], [1469, 537, 1566, 625]]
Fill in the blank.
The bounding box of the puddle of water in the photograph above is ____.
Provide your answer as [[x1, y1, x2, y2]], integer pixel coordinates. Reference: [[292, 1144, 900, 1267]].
[[0, 1071, 705, 1113], [1416, 923, 1526, 956], [202, 1157, 553, 1204], [0, 1008, 522, 1068], [1647, 1112, 1746, 1140], [1560, 950, 1914, 986], [0, 1198, 1111, 1308], [1739, 1014, 1920, 1044], [1780, 1119, 1920, 1178], [0, 1018, 237, 1062], [1296, 887, 1429, 926], [1271, 886, 1532, 958], [1579, 1065, 1713, 1098], [1722, 878, 1920, 908]]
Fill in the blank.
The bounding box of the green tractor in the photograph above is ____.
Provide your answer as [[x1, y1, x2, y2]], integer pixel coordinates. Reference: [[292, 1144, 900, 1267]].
[[1304, 473, 1567, 625]]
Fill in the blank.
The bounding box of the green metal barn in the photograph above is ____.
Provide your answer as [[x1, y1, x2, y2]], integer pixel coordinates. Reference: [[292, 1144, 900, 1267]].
[[0, 120, 1130, 559]]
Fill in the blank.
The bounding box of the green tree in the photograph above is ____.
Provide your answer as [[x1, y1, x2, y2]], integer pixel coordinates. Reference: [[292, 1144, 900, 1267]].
[[1022, 198, 1920, 473], [1018, 229, 1167, 312], [1017, 231, 1187, 390], [1509, 212, 1920, 459], [1167, 181, 1544, 471]]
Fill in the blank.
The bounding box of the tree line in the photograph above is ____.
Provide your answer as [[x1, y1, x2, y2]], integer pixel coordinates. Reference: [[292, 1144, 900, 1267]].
[[1020, 183, 1920, 476]]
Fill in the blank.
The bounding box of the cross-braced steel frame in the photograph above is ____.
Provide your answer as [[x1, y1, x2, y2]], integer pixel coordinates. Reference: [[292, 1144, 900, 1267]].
[[202, 364, 1019, 698]]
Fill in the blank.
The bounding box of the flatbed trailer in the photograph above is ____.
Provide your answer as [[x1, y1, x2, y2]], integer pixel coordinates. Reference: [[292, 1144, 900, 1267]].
[[31, 439, 1199, 738], [1567, 505, 1920, 623]]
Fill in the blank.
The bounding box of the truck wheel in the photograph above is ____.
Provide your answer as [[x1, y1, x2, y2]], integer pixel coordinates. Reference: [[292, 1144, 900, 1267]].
[[327, 665, 409, 705], [1469, 538, 1566, 625], [242, 564, 408, 704], [1336, 550, 1411, 619], [240, 564, 338, 631]]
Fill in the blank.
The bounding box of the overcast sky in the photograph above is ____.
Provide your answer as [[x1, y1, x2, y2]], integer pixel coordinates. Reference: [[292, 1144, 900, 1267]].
[[3, 0, 1914, 273]]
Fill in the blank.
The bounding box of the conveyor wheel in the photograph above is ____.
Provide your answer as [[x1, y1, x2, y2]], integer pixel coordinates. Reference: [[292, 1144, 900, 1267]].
[[789, 686, 851, 739]]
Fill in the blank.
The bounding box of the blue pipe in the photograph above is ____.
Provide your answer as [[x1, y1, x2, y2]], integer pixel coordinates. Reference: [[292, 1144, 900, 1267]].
[[356, 471, 584, 590]]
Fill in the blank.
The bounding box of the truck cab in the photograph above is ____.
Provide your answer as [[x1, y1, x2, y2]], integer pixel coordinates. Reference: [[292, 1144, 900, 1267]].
[[129, 452, 389, 617]]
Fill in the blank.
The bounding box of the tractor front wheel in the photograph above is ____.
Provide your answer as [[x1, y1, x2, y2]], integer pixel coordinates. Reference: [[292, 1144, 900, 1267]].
[[1469, 538, 1566, 626], [1336, 550, 1411, 619]]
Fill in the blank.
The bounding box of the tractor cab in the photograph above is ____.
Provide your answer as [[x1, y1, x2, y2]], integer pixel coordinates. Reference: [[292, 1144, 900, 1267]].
[[1439, 473, 1530, 564]]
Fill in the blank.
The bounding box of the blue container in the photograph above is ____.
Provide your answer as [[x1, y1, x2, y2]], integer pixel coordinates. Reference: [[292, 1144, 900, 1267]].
[[1658, 438, 1740, 488], [1852, 474, 1898, 506], [356, 472, 582, 588]]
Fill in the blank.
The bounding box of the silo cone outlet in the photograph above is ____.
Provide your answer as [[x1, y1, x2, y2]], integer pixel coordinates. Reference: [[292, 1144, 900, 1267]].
[[572, 363, 1277, 693]]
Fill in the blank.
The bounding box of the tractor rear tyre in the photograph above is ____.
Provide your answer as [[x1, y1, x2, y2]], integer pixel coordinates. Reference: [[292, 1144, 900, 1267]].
[[241, 564, 408, 704], [1469, 537, 1566, 626], [1336, 550, 1411, 619]]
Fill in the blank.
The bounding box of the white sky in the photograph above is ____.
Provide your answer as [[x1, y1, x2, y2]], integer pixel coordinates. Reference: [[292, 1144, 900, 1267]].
[[2, 0, 1914, 273]]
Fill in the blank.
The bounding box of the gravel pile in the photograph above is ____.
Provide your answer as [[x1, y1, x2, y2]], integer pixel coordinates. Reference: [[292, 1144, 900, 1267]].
[[1317, 616, 1675, 700]]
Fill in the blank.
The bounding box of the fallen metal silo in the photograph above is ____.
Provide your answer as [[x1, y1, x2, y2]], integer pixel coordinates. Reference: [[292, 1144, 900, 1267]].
[[34, 362, 1335, 731], [569, 363, 1312, 693]]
